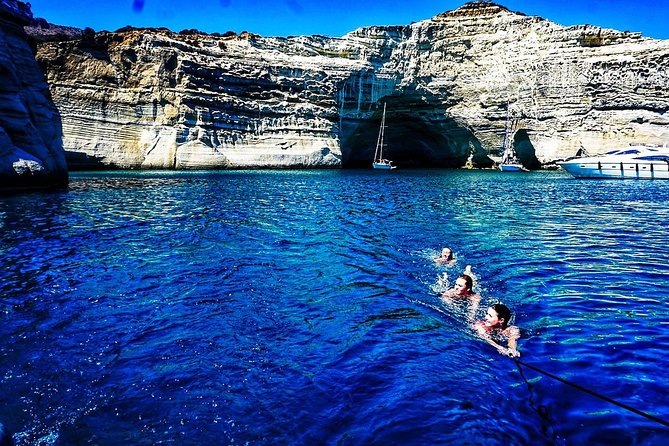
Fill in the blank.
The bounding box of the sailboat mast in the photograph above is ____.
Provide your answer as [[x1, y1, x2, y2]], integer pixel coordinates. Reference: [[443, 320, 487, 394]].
[[374, 102, 387, 162], [503, 105, 510, 152]]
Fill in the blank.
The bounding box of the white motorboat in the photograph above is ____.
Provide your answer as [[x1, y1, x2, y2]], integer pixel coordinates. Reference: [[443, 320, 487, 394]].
[[558, 145, 669, 179], [372, 103, 396, 170]]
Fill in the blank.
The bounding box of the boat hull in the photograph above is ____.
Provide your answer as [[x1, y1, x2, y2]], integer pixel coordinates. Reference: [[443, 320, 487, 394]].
[[373, 162, 396, 170], [559, 160, 669, 179], [499, 164, 524, 172]]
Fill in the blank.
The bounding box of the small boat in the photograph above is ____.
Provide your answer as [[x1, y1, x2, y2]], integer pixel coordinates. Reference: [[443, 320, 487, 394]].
[[558, 145, 669, 179], [372, 103, 396, 170]]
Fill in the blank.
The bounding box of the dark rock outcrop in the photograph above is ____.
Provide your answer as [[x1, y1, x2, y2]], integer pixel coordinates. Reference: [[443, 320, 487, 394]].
[[27, 1, 669, 169], [0, 0, 67, 191]]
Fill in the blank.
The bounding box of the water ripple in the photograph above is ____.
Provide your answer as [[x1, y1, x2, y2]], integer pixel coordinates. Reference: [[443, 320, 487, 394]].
[[1, 170, 668, 445]]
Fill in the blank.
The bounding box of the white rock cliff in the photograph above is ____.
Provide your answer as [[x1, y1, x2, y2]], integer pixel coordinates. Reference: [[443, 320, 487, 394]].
[[28, 1, 669, 169]]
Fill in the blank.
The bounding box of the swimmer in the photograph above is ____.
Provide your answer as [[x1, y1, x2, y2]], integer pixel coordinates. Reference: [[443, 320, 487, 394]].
[[441, 273, 478, 300], [474, 303, 520, 357], [435, 247, 456, 266], [441, 273, 480, 320]]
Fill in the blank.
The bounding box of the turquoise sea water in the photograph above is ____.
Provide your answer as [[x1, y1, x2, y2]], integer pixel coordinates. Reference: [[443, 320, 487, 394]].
[[1, 169, 668, 445]]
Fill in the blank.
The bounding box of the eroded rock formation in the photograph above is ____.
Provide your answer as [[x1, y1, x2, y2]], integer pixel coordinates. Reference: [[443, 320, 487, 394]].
[[0, 0, 67, 191], [28, 1, 669, 169]]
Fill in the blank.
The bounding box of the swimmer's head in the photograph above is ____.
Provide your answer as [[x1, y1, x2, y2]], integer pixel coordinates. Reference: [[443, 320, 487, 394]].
[[489, 303, 511, 328], [454, 274, 473, 294], [441, 248, 453, 260]]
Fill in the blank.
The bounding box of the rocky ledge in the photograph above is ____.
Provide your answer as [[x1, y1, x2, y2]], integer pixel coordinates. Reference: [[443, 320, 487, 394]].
[[25, 1, 669, 169], [0, 0, 67, 191]]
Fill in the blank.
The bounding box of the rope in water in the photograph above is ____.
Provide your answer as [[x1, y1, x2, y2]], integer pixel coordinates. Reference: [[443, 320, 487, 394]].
[[513, 359, 560, 444], [513, 358, 669, 428], [415, 297, 668, 427]]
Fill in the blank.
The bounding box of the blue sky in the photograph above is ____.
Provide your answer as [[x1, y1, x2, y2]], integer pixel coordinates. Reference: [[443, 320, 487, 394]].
[[26, 0, 669, 39]]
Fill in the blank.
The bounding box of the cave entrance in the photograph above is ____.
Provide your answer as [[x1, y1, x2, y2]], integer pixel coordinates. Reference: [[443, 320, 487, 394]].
[[513, 129, 541, 169], [340, 101, 487, 168]]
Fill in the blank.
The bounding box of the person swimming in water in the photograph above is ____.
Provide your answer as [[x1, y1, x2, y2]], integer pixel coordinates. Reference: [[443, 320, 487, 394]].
[[474, 303, 520, 357], [441, 273, 480, 321], [434, 247, 456, 266], [441, 273, 479, 300]]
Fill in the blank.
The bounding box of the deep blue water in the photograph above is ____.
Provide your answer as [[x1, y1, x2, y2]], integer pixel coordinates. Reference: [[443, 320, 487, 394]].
[[1, 169, 668, 445]]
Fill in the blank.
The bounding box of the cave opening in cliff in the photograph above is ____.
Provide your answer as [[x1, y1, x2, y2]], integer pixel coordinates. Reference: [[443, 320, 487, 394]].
[[513, 129, 541, 169], [341, 109, 483, 168]]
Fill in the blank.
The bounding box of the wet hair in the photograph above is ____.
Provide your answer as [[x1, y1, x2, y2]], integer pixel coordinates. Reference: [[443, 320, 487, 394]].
[[458, 274, 473, 292], [492, 303, 511, 328]]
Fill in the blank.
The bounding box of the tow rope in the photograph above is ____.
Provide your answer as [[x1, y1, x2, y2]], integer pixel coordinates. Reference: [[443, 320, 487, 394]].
[[513, 358, 669, 428]]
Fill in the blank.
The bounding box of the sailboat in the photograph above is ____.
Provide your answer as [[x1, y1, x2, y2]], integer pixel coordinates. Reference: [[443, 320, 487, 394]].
[[498, 110, 525, 172], [372, 103, 396, 170], [499, 148, 524, 171]]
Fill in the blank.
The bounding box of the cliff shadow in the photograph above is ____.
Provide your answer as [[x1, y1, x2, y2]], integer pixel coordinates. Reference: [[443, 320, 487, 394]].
[[0, 17, 69, 193], [65, 151, 110, 171]]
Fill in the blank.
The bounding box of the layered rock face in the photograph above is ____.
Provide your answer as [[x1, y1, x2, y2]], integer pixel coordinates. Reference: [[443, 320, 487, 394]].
[[419, 3, 669, 166], [0, 0, 67, 191], [29, 1, 669, 169]]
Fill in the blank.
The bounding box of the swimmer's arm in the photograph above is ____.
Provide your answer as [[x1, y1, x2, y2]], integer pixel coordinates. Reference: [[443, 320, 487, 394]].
[[468, 294, 481, 322], [486, 337, 519, 358], [505, 326, 521, 357], [464, 265, 477, 288], [474, 323, 520, 357]]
